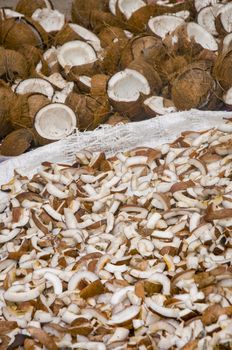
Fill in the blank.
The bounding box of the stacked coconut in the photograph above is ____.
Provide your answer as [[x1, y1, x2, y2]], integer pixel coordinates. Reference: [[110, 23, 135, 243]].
[[0, 0, 232, 156]]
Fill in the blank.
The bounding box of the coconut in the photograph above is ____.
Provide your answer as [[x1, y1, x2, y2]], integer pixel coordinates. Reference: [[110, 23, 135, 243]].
[[126, 5, 159, 33], [216, 3, 232, 35], [194, 0, 219, 13], [75, 76, 92, 93], [157, 55, 190, 82], [71, 0, 109, 28], [171, 63, 218, 110], [213, 49, 232, 90], [66, 93, 111, 130], [91, 74, 109, 96], [197, 5, 222, 36], [105, 113, 130, 125], [221, 33, 232, 53], [57, 40, 98, 77], [9, 94, 34, 129], [0, 8, 24, 19], [0, 128, 34, 156], [98, 26, 127, 48], [0, 48, 28, 82], [107, 68, 150, 120], [34, 103, 77, 145], [223, 87, 232, 109], [89, 10, 127, 33], [128, 59, 162, 95], [143, 96, 176, 117], [27, 93, 50, 121], [101, 38, 128, 74], [0, 81, 15, 138], [18, 45, 42, 75], [32, 8, 65, 33], [116, 0, 146, 20], [15, 78, 54, 100], [15, 0, 53, 17], [148, 15, 185, 39], [120, 35, 167, 68]]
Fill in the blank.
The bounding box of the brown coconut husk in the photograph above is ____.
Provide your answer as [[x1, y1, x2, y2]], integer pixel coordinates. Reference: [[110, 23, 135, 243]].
[[171, 63, 219, 110], [128, 59, 162, 95], [213, 49, 232, 90], [157, 55, 190, 83], [9, 94, 33, 130], [0, 81, 15, 138], [120, 35, 167, 69], [72, 0, 109, 28], [27, 93, 50, 122], [89, 10, 127, 33], [54, 24, 83, 46], [0, 48, 28, 82], [66, 92, 111, 130], [18, 45, 42, 75], [98, 26, 127, 48], [15, 0, 53, 17], [109, 95, 147, 121], [0, 128, 34, 156], [91, 74, 109, 96], [101, 38, 128, 74], [66, 61, 100, 82]]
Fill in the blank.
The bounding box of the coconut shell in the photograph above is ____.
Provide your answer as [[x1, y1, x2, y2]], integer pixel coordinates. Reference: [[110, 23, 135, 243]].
[[109, 96, 147, 121], [126, 5, 159, 34], [54, 24, 83, 46], [15, 0, 53, 17], [0, 48, 28, 82], [91, 74, 109, 96], [171, 64, 218, 110], [157, 55, 190, 83], [66, 61, 100, 82], [72, 0, 109, 28], [213, 49, 232, 90], [66, 92, 110, 130], [0, 128, 34, 156], [89, 10, 127, 33], [9, 94, 33, 130], [105, 113, 130, 125], [18, 45, 42, 75], [98, 26, 127, 48], [143, 96, 176, 118], [128, 59, 162, 95], [101, 38, 128, 74], [0, 81, 15, 138], [27, 93, 50, 121]]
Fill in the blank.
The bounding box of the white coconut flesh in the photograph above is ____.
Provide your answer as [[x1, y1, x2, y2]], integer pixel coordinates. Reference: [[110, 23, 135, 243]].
[[172, 10, 190, 20], [222, 33, 232, 52], [15, 78, 54, 100], [69, 23, 102, 52], [0, 8, 24, 19], [34, 103, 77, 140], [108, 69, 150, 102], [78, 75, 92, 88], [109, 0, 117, 15], [57, 41, 97, 69], [223, 88, 232, 106], [144, 96, 176, 115], [186, 22, 218, 51], [217, 3, 232, 33], [118, 0, 146, 20], [195, 0, 219, 13], [197, 5, 222, 36], [148, 15, 185, 39], [32, 8, 65, 32]]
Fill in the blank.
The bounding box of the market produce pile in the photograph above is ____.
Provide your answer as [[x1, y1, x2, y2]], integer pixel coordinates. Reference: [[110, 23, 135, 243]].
[[1, 0, 232, 156], [0, 124, 231, 349]]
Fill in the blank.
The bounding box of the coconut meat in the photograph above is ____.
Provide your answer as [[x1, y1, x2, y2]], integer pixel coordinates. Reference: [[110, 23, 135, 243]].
[[197, 5, 222, 36], [109, 0, 117, 15], [118, 0, 146, 20], [186, 22, 218, 51], [195, 0, 220, 13], [148, 15, 185, 39], [34, 103, 76, 140], [172, 10, 190, 20], [144, 96, 176, 115], [57, 41, 97, 69], [69, 23, 102, 52], [0, 8, 24, 19], [16, 78, 54, 100], [32, 8, 65, 32], [218, 3, 232, 33], [108, 69, 150, 102]]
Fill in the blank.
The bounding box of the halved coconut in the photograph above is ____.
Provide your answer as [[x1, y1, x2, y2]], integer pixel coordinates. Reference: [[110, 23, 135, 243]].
[[76, 75, 92, 93], [223, 87, 232, 109], [0, 48, 28, 81], [89, 10, 127, 33], [213, 49, 232, 90], [107, 68, 150, 120], [101, 38, 128, 74], [34, 103, 77, 145], [194, 0, 220, 13], [117, 0, 146, 20], [26, 93, 50, 121], [18, 45, 42, 75], [32, 8, 65, 33], [57, 40, 98, 75], [0, 129, 34, 156], [15, 78, 54, 100], [16, 0, 53, 17], [148, 15, 185, 39], [216, 3, 232, 35], [0, 8, 24, 19], [144, 96, 176, 117], [98, 26, 127, 48], [197, 5, 222, 36], [186, 22, 218, 51]]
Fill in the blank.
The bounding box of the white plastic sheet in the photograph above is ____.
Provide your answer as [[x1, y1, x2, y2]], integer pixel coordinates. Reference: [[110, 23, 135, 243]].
[[0, 109, 231, 185]]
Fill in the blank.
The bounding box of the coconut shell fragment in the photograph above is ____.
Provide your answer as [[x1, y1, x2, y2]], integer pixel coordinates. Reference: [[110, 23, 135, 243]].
[[0, 128, 34, 156], [16, 0, 53, 17]]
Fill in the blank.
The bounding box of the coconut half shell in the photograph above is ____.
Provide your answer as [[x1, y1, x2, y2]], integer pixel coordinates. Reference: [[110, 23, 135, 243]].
[[148, 15, 185, 39], [32, 8, 65, 33], [213, 49, 232, 90], [0, 128, 34, 156], [116, 0, 146, 20], [34, 103, 77, 145], [0, 81, 15, 138], [15, 78, 54, 100], [15, 0, 53, 17], [98, 26, 127, 48], [0, 48, 28, 82], [144, 96, 176, 117]]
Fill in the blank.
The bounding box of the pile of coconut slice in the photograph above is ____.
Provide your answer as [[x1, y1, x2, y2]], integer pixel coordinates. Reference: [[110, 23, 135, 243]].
[[1, 0, 232, 156], [0, 122, 231, 349]]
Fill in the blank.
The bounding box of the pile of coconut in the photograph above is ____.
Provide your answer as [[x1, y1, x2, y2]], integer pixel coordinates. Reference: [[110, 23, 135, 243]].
[[1, 0, 232, 156]]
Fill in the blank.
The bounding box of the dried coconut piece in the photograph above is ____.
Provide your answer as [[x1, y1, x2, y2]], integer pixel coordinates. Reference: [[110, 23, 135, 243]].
[[15, 78, 54, 100], [148, 15, 185, 39]]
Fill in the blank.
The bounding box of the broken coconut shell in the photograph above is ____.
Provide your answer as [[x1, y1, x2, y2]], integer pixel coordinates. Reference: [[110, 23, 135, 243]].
[[143, 96, 176, 118], [213, 48, 232, 90], [0, 48, 28, 82], [71, 0, 109, 28], [101, 38, 129, 75], [18, 44, 42, 75], [98, 26, 128, 48], [0, 128, 34, 156], [15, 0, 53, 17], [0, 81, 15, 138], [91, 74, 109, 96]]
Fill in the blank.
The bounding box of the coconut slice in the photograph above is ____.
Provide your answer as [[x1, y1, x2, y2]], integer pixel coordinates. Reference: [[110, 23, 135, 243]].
[[32, 8, 65, 33], [144, 96, 176, 117], [57, 40, 97, 72], [148, 15, 185, 39], [0, 8, 24, 19], [15, 78, 54, 100], [34, 103, 77, 144], [117, 0, 146, 20], [197, 5, 222, 36]]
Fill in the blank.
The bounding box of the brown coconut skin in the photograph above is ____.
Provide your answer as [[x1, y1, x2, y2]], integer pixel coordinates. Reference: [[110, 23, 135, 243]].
[[0, 48, 29, 82], [54, 24, 84, 46], [72, 0, 109, 28], [98, 26, 127, 48], [101, 38, 128, 75], [16, 0, 53, 17], [0, 81, 15, 138], [213, 49, 232, 90], [0, 129, 34, 156]]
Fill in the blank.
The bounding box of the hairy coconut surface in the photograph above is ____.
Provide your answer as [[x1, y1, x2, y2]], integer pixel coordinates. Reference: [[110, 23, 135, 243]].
[[98, 26, 127, 48], [0, 48, 28, 82], [15, 0, 53, 17], [0, 128, 34, 156], [27, 93, 50, 121], [101, 38, 128, 74], [213, 49, 232, 90], [91, 74, 109, 96], [71, 0, 109, 28], [18, 45, 42, 75], [0, 81, 15, 138]]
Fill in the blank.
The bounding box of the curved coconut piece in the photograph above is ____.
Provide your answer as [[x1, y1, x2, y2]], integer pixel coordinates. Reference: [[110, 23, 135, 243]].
[[194, 0, 218, 13], [109, 0, 117, 15], [213, 49, 232, 90], [0, 129, 34, 156], [117, 0, 146, 20], [89, 10, 127, 33], [0, 8, 24, 19], [0, 82, 15, 138], [185, 22, 218, 52], [128, 59, 162, 95], [15, 0, 53, 17], [72, 0, 109, 28], [91, 74, 109, 96], [148, 15, 185, 39], [76, 75, 92, 93], [144, 96, 176, 117], [101, 38, 128, 74], [15, 78, 54, 100], [0, 48, 28, 82], [171, 63, 217, 110], [98, 26, 127, 48], [32, 8, 65, 33], [57, 40, 98, 76], [107, 68, 150, 120], [197, 5, 222, 36], [216, 3, 232, 35], [9, 94, 34, 129], [157, 55, 190, 83], [222, 33, 232, 53], [34, 103, 77, 145], [66, 93, 110, 130]]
